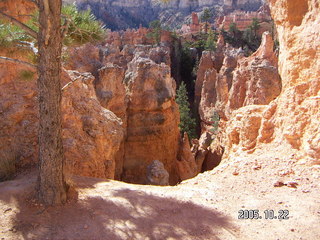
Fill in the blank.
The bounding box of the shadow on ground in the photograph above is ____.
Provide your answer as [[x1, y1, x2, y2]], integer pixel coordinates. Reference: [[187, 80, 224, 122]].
[[0, 174, 238, 240]]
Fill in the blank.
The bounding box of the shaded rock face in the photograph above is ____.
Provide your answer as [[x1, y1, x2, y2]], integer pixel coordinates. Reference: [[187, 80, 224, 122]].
[[195, 51, 215, 108], [67, 0, 263, 30], [176, 130, 222, 181], [176, 133, 198, 181], [197, 32, 281, 133], [62, 71, 124, 179], [0, 62, 38, 167], [0, 61, 124, 179]]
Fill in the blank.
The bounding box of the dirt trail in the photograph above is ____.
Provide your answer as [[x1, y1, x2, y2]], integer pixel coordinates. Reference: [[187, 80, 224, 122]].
[[1, 145, 320, 240]]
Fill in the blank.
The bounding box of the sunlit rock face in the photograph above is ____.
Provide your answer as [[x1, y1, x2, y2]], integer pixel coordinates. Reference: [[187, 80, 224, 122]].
[[68, 43, 181, 184], [122, 54, 180, 185], [218, 0, 320, 164], [196, 32, 281, 134], [0, 61, 124, 179]]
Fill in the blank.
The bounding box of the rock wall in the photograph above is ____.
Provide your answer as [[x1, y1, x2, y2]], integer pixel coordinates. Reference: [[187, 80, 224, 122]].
[[216, 4, 272, 33], [123, 55, 180, 184], [221, 0, 320, 164], [66, 42, 181, 184], [196, 32, 281, 133], [0, 61, 124, 179]]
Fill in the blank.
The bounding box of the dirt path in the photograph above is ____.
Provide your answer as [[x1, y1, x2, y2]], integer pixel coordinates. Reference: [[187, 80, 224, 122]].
[[1, 147, 320, 240]]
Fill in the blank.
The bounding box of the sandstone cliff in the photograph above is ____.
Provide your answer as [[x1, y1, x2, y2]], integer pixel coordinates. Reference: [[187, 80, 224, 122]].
[[196, 31, 281, 133], [68, 0, 263, 30], [0, 61, 124, 179], [220, 0, 320, 164], [65, 41, 181, 184]]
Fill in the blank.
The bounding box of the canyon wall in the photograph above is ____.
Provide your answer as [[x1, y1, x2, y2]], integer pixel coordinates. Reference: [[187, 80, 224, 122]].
[[67, 0, 263, 30], [0, 61, 124, 179], [218, 0, 320, 165], [196, 31, 281, 132], [65, 42, 181, 184]]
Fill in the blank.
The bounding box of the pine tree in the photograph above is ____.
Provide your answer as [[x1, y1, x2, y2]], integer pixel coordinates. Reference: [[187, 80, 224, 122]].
[[205, 29, 216, 51], [250, 18, 260, 38], [176, 82, 196, 139], [148, 20, 162, 45], [201, 8, 212, 34]]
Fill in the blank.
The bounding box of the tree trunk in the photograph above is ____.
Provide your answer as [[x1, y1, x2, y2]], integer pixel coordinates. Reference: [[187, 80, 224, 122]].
[[37, 0, 67, 205]]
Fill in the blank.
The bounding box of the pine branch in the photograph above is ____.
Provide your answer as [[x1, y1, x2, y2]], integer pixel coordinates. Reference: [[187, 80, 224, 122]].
[[0, 11, 38, 39]]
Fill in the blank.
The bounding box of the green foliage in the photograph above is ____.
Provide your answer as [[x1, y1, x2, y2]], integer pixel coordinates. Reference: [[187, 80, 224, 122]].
[[176, 82, 196, 139], [62, 4, 106, 45], [209, 111, 220, 135], [228, 22, 240, 39], [184, 33, 207, 52], [205, 29, 217, 51], [0, 21, 32, 47], [201, 8, 212, 23], [220, 18, 262, 55], [192, 56, 200, 78], [250, 18, 260, 37], [201, 8, 212, 33], [147, 20, 162, 45], [19, 70, 35, 81], [0, 5, 106, 48]]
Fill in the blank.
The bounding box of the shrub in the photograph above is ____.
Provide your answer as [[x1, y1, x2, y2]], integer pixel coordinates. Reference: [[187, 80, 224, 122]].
[[19, 70, 35, 81], [209, 111, 220, 136]]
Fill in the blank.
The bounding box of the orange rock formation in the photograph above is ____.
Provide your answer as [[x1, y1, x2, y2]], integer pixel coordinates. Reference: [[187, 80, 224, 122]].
[[0, 61, 124, 179]]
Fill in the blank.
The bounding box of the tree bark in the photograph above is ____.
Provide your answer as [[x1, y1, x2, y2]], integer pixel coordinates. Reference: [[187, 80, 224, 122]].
[[37, 0, 67, 205]]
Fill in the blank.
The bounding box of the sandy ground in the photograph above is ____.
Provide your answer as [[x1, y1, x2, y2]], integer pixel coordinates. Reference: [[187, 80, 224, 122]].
[[1, 145, 320, 240]]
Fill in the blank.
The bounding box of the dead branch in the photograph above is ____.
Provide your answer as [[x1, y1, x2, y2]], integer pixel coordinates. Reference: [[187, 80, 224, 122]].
[[0, 56, 36, 68]]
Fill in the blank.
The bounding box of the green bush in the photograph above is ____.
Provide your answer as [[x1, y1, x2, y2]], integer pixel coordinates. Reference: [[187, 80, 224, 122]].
[[220, 18, 262, 55]]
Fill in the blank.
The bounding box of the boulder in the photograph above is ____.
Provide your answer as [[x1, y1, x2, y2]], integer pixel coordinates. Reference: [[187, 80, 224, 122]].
[[146, 160, 169, 186]]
